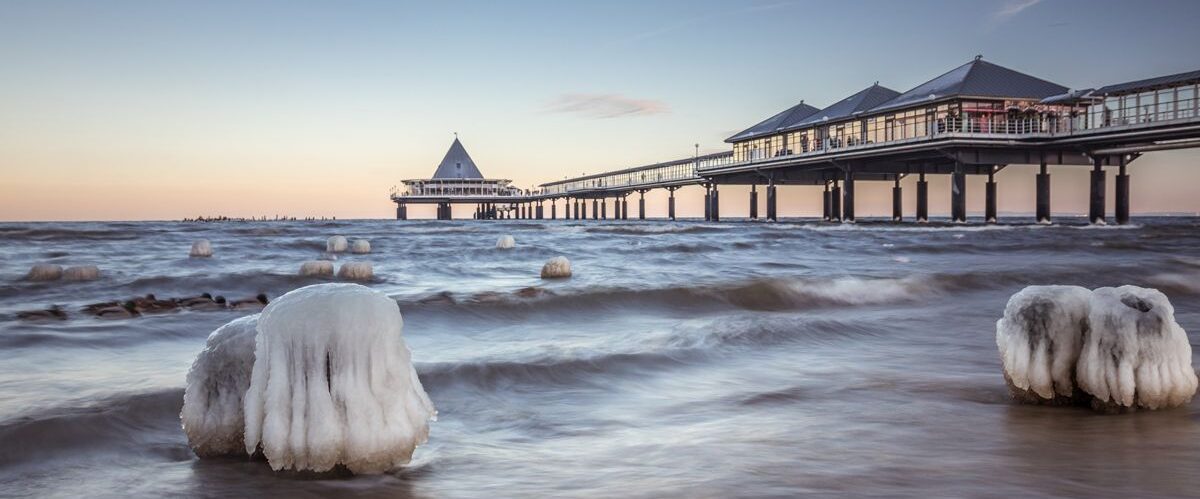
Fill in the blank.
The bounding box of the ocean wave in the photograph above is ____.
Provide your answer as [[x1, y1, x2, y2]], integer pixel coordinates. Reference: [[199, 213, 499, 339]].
[[583, 225, 728, 235], [0, 389, 185, 468], [0, 227, 145, 241]]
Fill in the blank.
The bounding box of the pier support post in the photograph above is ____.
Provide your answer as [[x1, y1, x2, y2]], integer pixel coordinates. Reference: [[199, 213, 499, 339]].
[[703, 184, 711, 221], [537, 201, 544, 220], [574, 199, 580, 219], [397, 203, 408, 220], [842, 169, 855, 223], [830, 180, 842, 222], [601, 198, 607, 220], [1116, 156, 1130, 225], [951, 164, 966, 223], [592, 199, 598, 220], [551, 200, 556, 220], [639, 190, 646, 220], [766, 182, 777, 222], [916, 172, 929, 223], [1090, 156, 1106, 224], [986, 168, 997, 224], [1036, 162, 1051, 224], [749, 184, 758, 220], [668, 187, 677, 221], [710, 184, 720, 222], [822, 182, 831, 221], [892, 177, 902, 222], [622, 196, 628, 220]]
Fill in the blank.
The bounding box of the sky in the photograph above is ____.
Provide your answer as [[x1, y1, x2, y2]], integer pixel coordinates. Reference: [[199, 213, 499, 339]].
[[2, 0, 1199, 221]]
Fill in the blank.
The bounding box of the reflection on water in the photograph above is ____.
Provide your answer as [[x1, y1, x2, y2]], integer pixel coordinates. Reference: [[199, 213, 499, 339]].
[[0, 217, 1198, 497]]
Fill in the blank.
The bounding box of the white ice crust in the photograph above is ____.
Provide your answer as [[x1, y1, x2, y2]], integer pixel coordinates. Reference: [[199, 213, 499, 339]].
[[300, 260, 335, 277], [997, 285, 1197, 411], [182, 314, 260, 457], [327, 235, 348, 253], [1076, 286, 1198, 410], [190, 239, 213, 257], [350, 239, 371, 254], [242, 283, 435, 473], [337, 261, 373, 281], [496, 235, 515, 249], [25, 264, 63, 281], [541, 256, 572, 279], [63, 265, 100, 281]]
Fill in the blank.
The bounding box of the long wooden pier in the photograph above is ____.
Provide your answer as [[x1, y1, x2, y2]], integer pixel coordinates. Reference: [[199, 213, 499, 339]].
[[393, 59, 1200, 224]]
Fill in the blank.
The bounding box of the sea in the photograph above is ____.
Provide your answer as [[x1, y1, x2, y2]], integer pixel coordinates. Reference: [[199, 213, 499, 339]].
[[1, 217, 1199, 498]]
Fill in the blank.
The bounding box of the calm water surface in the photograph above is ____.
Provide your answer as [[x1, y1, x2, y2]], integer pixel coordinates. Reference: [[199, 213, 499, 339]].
[[1, 217, 1199, 498]]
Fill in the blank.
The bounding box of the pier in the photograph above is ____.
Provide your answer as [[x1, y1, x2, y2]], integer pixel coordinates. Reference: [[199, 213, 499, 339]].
[[393, 58, 1200, 224]]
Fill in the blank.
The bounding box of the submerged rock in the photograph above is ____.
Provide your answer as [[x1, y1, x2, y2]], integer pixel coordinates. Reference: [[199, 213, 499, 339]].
[[63, 265, 100, 281], [337, 261, 373, 281], [996, 285, 1197, 412], [300, 260, 334, 277], [25, 264, 63, 282]]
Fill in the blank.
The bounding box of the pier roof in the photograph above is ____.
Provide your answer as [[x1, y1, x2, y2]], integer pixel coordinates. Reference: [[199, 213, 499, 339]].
[[1095, 69, 1200, 96], [869, 57, 1068, 114], [787, 84, 900, 129], [431, 138, 485, 179], [725, 101, 821, 143]]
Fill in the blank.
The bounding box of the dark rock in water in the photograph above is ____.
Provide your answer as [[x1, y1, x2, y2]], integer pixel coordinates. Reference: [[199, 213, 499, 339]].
[[16, 306, 68, 322]]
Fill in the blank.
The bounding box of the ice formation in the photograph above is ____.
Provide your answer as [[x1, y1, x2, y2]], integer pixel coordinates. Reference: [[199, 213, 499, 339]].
[[25, 264, 63, 281], [242, 283, 435, 473], [62, 265, 100, 281], [541, 256, 572, 279], [190, 239, 213, 257], [996, 285, 1092, 403], [1076, 286, 1197, 411], [496, 235, 515, 249], [337, 262, 374, 281], [300, 260, 335, 277], [181, 315, 259, 457], [350, 239, 371, 254], [996, 285, 1197, 411], [326, 236, 348, 253]]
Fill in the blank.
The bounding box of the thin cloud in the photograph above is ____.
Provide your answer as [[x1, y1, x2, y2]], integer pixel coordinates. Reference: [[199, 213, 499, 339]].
[[992, 0, 1041, 22], [545, 93, 669, 119]]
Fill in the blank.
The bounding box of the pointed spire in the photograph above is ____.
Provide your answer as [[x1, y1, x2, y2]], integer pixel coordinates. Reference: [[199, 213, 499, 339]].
[[431, 137, 485, 179]]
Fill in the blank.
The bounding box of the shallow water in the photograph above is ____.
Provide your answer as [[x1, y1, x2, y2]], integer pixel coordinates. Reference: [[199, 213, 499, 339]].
[[1, 217, 1199, 498]]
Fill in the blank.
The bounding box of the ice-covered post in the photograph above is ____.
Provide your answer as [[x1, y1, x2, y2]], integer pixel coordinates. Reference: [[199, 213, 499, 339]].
[[985, 166, 998, 224], [1089, 156, 1106, 224]]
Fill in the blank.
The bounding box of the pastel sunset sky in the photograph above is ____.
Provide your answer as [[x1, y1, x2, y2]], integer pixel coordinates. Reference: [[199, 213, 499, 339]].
[[2, 0, 1198, 221]]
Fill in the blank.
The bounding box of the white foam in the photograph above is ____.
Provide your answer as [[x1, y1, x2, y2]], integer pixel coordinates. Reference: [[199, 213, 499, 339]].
[[190, 239, 213, 257], [181, 315, 259, 457], [337, 261, 374, 281], [299, 261, 334, 277], [1076, 286, 1197, 410], [995, 285, 1092, 401], [496, 235, 515, 249], [242, 283, 435, 473], [62, 265, 100, 281], [25, 264, 63, 281], [540, 256, 572, 279], [350, 239, 371, 254], [327, 235, 348, 253]]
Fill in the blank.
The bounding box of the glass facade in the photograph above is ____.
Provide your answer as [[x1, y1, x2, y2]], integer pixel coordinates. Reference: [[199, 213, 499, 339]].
[[728, 82, 1200, 166], [398, 179, 523, 197], [540, 153, 735, 195]]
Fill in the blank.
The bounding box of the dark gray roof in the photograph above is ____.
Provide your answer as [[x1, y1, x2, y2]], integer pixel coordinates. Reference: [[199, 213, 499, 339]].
[[1095, 69, 1200, 96], [787, 84, 900, 129], [431, 138, 485, 179], [725, 101, 820, 143], [1040, 88, 1098, 105], [869, 58, 1069, 114]]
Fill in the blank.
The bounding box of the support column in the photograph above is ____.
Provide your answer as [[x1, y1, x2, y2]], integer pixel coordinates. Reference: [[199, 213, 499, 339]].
[[614, 197, 622, 220], [749, 184, 759, 220], [842, 169, 855, 223], [574, 199, 580, 220], [1116, 156, 1130, 225], [1090, 156, 1106, 224], [703, 184, 711, 221], [892, 178, 902, 222], [668, 188, 677, 221], [766, 182, 777, 222], [639, 190, 646, 220], [537, 201, 544, 220], [397, 203, 407, 220], [1036, 162, 1051, 224], [592, 199, 598, 220], [916, 172, 929, 223], [822, 182, 831, 221], [601, 198, 607, 219], [985, 168, 998, 224], [830, 180, 841, 222], [710, 184, 720, 222], [551, 200, 557, 220], [622, 196, 628, 220], [951, 163, 966, 223]]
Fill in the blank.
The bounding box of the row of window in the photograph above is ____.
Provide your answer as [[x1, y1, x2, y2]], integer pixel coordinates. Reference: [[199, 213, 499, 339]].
[[540, 154, 737, 194]]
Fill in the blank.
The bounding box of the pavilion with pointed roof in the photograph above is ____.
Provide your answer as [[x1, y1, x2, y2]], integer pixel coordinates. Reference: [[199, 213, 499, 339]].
[[400, 137, 522, 198]]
